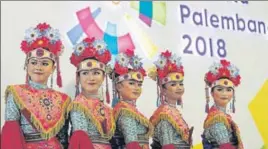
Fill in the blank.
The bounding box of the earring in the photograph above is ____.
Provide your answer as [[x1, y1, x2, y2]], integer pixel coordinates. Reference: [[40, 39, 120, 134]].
[[156, 84, 161, 107], [105, 74, 110, 104], [158, 78, 165, 105], [50, 72, 54, 88], [25, 73, 29, 84], [24, 57, 28, 70], [205, 85, 210, 113], [111, 73, 120, 107], [75, 74, 80, 97], [100, 84, 104, 102], [232, 92, 236, 113], [24, 58, 29, 84], [177, 98, 183, 108]]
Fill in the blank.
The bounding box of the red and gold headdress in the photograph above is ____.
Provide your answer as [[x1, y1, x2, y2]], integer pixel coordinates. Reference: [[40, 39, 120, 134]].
[[21, 23, 64, 87], [109, 49, 146, 107], [70, 37, 111, 72], [113, 49, 146, 83], [204, 59, 241, 113], [70, 37, 112, 103], [148, 50, 184, 106]]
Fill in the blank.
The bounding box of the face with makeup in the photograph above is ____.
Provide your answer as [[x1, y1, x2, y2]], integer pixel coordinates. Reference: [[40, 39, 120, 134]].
[[211, 79, 234, 108], [79, 68, 105, 95], [163, 80, 185, 103], [116, 79, 143, 101], [27, 57, 55, 85]]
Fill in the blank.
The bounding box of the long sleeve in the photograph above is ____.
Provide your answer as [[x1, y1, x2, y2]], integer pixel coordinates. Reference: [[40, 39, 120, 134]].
[[204, 122, 236, 149], [1, 93, 26, 149], [207, 122, 230, 144], [56, 116, 70, 149], [70, 110, 89, 133], [68, 110, 94, 149], [118, 115, 142, 149], [158, 120, 174, 145], [156, 120, 175, 149], [119, 116, 138, 143], [5, 93, 20, 121]]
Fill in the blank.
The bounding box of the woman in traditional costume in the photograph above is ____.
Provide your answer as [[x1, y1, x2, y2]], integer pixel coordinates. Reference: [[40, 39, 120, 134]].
[[109, 49, 153, 149], [149, 50, 193, 149], [1, 23, 70, 149], [68, 37, 115, 149], [202, 59, 243, 149]]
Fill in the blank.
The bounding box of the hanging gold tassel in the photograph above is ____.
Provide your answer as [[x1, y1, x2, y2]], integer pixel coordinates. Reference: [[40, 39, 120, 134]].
[[50, 72, 53, 89], [105, 74, 110, 104], [232, 91, 236, 113], [75, 73, 80, 97]]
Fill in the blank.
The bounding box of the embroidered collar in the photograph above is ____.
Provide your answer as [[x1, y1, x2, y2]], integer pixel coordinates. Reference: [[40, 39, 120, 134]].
[[214, 104, 227, 114], [81, 93, 104, 102], [164, 101, 177, 108], [122, 99, 136, 107], [29, 80, 48, 90]]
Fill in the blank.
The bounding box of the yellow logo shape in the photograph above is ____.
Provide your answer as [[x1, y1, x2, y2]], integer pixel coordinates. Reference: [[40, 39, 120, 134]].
[[249, 79, 268, 146]]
